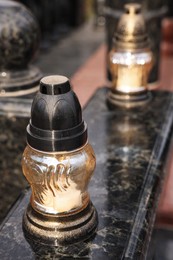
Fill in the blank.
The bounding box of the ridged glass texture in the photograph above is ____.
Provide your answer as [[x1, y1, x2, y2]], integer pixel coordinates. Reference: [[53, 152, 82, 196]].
[[22, 143, 96, 215]]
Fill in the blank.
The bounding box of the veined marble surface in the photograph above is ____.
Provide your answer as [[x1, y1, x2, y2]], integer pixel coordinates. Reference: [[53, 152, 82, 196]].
[[0, 88, 173, 259]]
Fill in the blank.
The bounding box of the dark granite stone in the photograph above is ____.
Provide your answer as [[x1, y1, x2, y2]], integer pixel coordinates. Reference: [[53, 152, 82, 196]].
[[0, 0, 42, 96], [0, 88, 173, 259], [0, 0, 39, 69], [147, 227, 173, 260], [0, 98, 31, 223]]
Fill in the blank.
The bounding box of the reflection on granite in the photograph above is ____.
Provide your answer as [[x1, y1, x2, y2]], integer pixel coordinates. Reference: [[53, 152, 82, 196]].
[[147, 227, 173, 260], [0, 98, 31, 223], [0, 88, 173, 259]]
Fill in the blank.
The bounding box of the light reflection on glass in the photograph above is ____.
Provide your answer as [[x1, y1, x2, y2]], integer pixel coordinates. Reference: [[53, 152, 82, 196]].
[[109, 49, 153, 94], [22, 143, 96, 215]]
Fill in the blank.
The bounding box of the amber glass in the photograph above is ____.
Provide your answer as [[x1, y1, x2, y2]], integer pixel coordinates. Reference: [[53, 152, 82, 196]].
[[22, 143, 96, 215], [109, 49, 153, 93]]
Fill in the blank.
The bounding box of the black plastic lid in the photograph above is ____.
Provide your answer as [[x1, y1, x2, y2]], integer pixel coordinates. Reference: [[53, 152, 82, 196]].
[[27, 75, 88, 152]]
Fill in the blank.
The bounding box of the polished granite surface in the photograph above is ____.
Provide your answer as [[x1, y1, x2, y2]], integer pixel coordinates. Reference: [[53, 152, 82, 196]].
[[0, 88, 173, 259], [147, 227, 173, 260], [0, 98, 31, 223]]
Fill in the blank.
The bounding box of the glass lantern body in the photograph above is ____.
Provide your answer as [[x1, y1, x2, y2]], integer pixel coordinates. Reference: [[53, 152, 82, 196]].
[[22, 143, 96, 215], [109, 49, 153, 94]]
